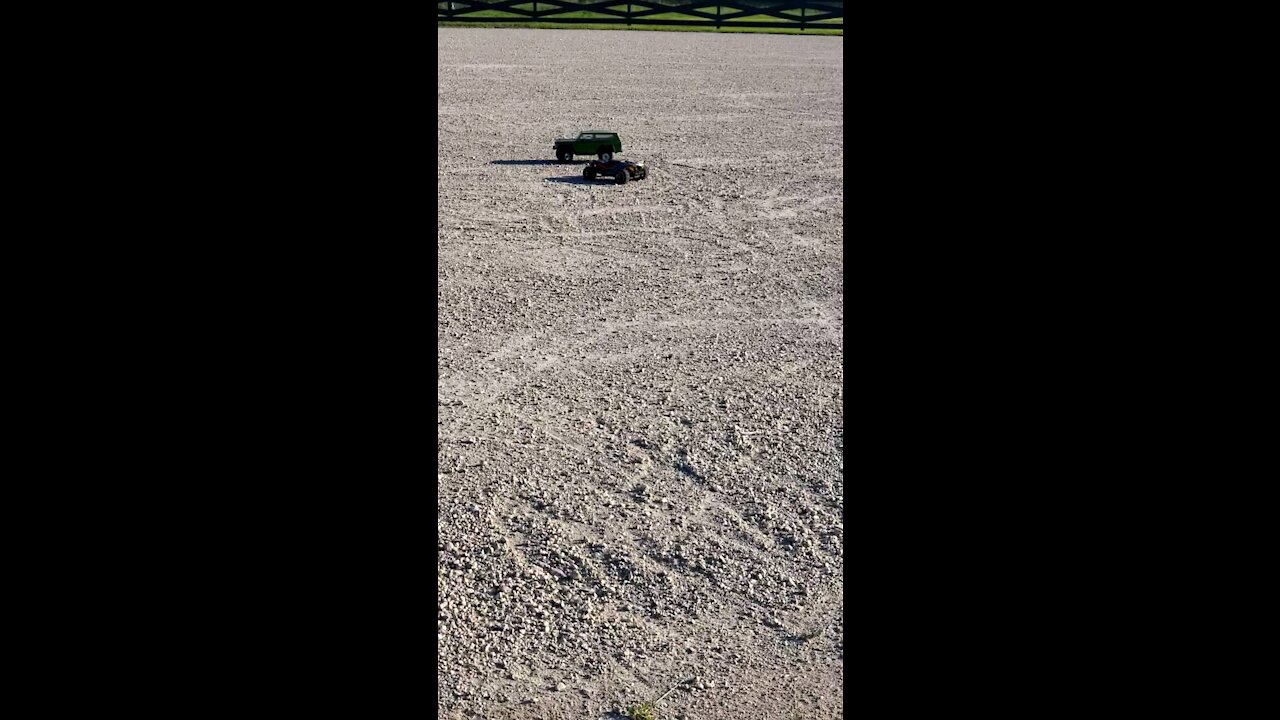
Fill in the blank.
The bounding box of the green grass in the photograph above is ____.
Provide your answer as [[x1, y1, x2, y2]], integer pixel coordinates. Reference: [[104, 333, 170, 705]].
[[438, 20, 842, 35]]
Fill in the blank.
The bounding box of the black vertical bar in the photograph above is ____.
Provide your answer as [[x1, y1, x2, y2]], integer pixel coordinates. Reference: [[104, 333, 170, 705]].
[[801, 6, 806, 32], [628, 2, 632, 27]]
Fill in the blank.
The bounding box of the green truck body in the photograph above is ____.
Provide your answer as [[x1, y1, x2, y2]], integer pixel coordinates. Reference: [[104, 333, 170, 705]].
[[554, 132, 622, 162]]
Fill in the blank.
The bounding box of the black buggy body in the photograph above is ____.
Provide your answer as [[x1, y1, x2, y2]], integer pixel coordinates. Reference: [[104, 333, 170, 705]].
[[583, 160, 648, 185]]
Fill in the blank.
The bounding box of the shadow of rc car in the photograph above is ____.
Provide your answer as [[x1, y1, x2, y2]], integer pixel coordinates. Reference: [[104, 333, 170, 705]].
[[583, 159, 648, 185]]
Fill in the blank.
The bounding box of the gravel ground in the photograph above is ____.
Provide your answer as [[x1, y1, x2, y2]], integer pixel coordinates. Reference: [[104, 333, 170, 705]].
[[438, 28, 843, 720]]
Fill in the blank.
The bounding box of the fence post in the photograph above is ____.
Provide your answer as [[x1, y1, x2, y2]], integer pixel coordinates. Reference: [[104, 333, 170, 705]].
[[628, 2, 632, 27], [801, 6, 806, 32], [716, 4, 721, 31]]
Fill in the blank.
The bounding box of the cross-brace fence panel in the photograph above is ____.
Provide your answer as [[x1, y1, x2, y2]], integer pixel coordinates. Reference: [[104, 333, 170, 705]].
[[437, 2, 844, 30]]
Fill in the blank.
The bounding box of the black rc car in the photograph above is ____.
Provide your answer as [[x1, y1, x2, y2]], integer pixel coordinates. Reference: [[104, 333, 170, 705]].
[[583, 159, 648, 185]]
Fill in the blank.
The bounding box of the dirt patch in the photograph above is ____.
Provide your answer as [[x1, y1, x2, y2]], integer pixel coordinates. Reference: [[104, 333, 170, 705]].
[[438, 28, 843, 720]]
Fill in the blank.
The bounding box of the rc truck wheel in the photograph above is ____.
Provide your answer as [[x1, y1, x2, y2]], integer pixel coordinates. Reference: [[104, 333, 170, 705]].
[[583, 166, 598, 180], [614, 171, 628, 185], [557, 151, 571, 163], [598, 148, 613, 162]]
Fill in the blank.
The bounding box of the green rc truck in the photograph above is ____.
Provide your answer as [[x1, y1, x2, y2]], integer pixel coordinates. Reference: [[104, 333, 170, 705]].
[[555, 132, 622, 163]]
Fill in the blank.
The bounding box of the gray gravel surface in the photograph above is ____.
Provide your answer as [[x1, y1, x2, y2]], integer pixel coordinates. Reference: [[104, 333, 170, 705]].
[[438, 28, 843, 720]]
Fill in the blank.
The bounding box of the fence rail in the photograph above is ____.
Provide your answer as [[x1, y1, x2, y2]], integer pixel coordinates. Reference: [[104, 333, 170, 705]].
[[437, 1, 844, 31]]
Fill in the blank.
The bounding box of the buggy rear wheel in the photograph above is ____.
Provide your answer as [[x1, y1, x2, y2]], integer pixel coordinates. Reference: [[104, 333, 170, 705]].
[[583, 166, 597, 180]]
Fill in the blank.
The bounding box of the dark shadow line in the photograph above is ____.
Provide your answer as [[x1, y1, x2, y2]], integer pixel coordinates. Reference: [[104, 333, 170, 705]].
[[491, 159, 585, 166], [545, 175, 608, 186]]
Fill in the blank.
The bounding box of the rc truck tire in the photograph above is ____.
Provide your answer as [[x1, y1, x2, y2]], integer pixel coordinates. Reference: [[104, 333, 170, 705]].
[[557, 151, 571, 163], [598, 148, 613, 162]]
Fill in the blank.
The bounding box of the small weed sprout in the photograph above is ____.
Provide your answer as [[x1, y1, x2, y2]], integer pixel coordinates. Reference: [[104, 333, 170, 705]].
[[627, 701, 657, 720]]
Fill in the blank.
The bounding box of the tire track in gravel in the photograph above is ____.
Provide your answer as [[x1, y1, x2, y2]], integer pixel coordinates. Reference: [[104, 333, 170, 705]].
[[439, 27, 843, 720]]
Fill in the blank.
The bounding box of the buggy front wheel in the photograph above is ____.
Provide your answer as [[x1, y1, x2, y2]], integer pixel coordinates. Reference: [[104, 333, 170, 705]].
[[614, 171, 628, 185]]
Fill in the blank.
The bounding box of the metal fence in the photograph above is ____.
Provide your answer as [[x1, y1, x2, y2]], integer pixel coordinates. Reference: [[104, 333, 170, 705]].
[[437, 1, 844, 31]]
